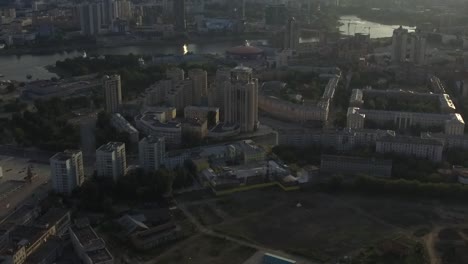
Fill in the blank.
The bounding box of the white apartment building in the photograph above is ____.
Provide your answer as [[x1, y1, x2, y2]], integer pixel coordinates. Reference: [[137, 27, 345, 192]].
[[376, 136, 443, 162], [50, 150, 85, 195], [103, 75, 122, 113], [96, 142, 127, 181], [139, 136, 166, 174]]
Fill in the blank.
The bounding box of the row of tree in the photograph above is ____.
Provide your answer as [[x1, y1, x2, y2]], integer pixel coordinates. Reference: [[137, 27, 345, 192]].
[[76, 167, 193, 212]]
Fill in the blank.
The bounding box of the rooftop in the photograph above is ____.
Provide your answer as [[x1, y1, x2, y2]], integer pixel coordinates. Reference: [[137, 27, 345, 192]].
[[71, 224, 99, 246], [50, 150, 81, 162], [86, 248, 114, 264], [34, 208, 69, 228], [97, 142, 125, 153]]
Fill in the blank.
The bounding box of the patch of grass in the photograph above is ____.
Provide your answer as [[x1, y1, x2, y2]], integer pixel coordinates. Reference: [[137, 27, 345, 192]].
[[188, 204, 223, 226], [413, 227, 431, 238]]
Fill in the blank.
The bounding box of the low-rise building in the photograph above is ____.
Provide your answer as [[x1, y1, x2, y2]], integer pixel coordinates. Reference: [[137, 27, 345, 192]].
[[376, 136, 443, 162], [69, 218, 113, 264], [320, 155, 392, 177]]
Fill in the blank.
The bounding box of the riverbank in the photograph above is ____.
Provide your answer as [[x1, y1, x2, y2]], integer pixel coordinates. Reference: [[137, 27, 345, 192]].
[[0, 32, 270, 56]]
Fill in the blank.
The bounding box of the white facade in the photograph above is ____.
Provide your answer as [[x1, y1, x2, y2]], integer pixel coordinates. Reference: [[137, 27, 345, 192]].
[[96, 142, 127, 181], [224, 66, 259, 133], [376, 137, 443, 162], [139, 136, 165, 174], [50, 150, 85, 195], [103, 75, 122, 114]]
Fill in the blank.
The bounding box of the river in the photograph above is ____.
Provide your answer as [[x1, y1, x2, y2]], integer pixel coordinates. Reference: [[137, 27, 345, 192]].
[[0, 16, 415, 82], [339, 15, 415, 38], [0, 40, 244, 82]]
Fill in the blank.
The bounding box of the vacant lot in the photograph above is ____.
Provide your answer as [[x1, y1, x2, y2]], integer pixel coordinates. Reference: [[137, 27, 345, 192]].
[[157, 235, 256, 264], [186, 187, 468, 262]]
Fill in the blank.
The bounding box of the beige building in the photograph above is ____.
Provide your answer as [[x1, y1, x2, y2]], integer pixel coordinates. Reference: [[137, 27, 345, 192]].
[[224, 66, 259, 132], [50, 150, 85, 195], [376, 136, 443, 162], [96, 142, 127, 181], [103, 75, 122, 113]]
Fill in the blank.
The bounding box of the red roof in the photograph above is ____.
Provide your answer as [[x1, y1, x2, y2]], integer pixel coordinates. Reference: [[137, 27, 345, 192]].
[[226, 45, 264, 55]]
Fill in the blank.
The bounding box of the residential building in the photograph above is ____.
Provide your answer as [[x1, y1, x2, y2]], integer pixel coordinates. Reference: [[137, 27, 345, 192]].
[[135, 111, 182, 147], [166, 67, 185, 82], [376, 136, 443, 162], [96, 142, 127, 181], [391, 26, 426, 65], [69, 219, 114, 264], [224, 66, 259, 132], [143, 80, 172, 106], [102, 0, 117, 26], [284, 17, 299, 50], [347, 107, 465, 135], [182, 118, 208, 140], [265, 4, 288, 26], [184, 106, 219, 125], [188, 68, 207, 105], [173, 0, 186, 31], [209, 67, 230, 109], [50, 150, 85, 195], [320, 155, 392, 177], [139, 136, 165, 174], [110, 113, 139, 143], [391, 26, 408, 64], [79, 2, 102, 36], [103, 75, 122, 113], [258, 77, 339, 123]]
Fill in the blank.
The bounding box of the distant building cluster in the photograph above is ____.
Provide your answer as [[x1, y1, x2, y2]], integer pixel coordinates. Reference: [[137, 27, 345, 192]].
[[347, 87, 465, 135], [0, 204, 98, 264], [259, 74, 340, 124]]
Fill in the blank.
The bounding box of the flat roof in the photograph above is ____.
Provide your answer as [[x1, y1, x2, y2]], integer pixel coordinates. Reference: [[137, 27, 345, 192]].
[[87, 248, 113, 264], [97, 142, 125, 152], [71, 224, 99, 246]]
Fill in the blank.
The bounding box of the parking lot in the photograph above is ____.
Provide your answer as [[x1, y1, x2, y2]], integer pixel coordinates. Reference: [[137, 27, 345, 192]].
[[0, 155, 51, 218]]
